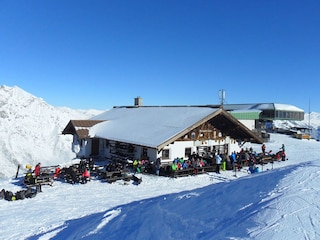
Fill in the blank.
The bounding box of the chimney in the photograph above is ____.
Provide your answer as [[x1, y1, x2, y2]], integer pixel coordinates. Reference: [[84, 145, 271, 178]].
[[134, 96, 143, 106]]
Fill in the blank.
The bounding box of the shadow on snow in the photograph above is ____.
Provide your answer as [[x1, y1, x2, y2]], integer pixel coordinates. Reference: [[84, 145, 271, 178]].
[[26, 163, 306, 240]]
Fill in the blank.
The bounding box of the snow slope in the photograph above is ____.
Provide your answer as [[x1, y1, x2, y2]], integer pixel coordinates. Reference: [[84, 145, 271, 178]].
[[0, 85, 102, 178], [1, 133, 320, 240], [1, 85, 320, 239]]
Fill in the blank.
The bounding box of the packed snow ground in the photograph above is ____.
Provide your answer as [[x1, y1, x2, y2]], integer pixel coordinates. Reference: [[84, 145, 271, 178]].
[[1, 133, 320, 240]]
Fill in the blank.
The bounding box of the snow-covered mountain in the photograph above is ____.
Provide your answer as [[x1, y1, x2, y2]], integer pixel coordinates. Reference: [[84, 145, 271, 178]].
[[0, 85, 103, 178]]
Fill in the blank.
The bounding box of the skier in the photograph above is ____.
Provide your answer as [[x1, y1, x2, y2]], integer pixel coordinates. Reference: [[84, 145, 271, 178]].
[[215, 153, 222, 174]]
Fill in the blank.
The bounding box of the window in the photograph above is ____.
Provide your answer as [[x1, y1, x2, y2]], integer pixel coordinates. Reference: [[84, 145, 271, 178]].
[[185, 147, 191, 158], [191, 132, 196, 140], [162, 149, 170, 159], [142, 147, 148, 157]]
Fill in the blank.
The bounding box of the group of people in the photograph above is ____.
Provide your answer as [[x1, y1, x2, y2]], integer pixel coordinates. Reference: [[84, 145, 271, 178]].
[[237, 143, 287, 173], [132, 159, 154, 174], [166, 143, 287, 176], [10, 143, 287, 199], [168, 152, 224, 174], [59, 159, 92, 184], [107, 143, 286, 178], [261, 143, 286, 161], [171, 156, 208, 171]]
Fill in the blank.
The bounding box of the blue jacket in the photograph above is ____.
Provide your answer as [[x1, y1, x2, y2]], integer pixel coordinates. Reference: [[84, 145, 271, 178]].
[[215, 154, 222, 164], [231, 153, 237, 163]]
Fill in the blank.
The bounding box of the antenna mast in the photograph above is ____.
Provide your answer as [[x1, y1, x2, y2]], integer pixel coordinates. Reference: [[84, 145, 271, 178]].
[[219, 89, 226, 106]]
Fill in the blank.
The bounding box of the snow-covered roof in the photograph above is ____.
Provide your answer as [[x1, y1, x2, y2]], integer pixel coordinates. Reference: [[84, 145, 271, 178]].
[[89, 106, 263, 149], [221, 103, 304, 112], [249, 103, 304, 112], [273, 103, 304, 112], [89, 107, 218, 149]]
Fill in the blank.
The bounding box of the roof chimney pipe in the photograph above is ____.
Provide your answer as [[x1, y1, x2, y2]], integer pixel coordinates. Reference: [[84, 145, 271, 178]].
[[134, 96, 143, 107]]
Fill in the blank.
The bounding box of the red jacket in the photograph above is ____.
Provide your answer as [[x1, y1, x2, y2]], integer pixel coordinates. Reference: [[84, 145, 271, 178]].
[[82, 169, 90, 178], [34, 164, 40, 177]]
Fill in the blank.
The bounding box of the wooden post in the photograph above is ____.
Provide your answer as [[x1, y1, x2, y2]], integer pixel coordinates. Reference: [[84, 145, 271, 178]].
[[15, 164, 21, 179]]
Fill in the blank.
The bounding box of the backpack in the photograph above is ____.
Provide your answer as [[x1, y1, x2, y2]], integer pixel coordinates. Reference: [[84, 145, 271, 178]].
[[15, 190, 26, 200], [4, 191, 13, 201], [25, 187, 37, 198]]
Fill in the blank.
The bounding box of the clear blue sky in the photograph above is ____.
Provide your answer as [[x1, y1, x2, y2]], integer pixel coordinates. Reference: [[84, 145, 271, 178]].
[[1, 0, 319, 112]]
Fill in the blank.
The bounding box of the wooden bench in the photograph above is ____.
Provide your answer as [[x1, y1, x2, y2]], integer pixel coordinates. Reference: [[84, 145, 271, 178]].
[[172, 168, 196, 178], [36, 175, 54, 185], [194, 165, 217, 174], [90, 166, 105, 178], [24, 174, 54, 191], [100, 170, 131, 183], [256, 155, 274, 165], [170, 164, 218, 178]]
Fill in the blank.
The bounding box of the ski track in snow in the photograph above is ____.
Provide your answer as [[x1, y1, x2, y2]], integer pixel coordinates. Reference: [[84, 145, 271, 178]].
[[86, 208, 122, 236], [248, 162, 320, 240]]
